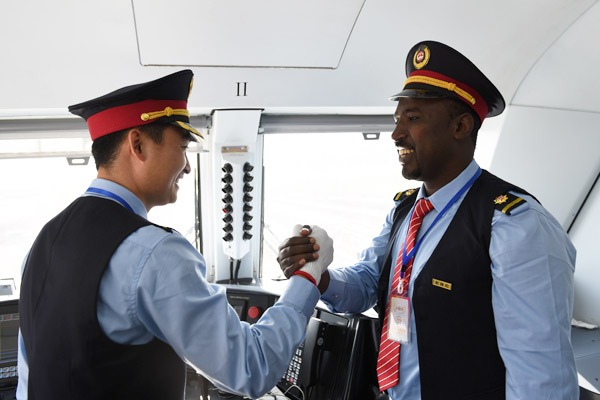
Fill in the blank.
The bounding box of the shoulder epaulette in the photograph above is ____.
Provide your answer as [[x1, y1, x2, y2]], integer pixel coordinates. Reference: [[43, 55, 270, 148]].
[[151, 223, 173, 233], [394, 188, 418, 202], [493, 193, 526, 215]]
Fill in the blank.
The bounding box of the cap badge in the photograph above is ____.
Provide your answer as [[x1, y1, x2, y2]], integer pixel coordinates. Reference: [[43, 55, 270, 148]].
[[493, 195, 509, 205], [413, 45, 430, 70]]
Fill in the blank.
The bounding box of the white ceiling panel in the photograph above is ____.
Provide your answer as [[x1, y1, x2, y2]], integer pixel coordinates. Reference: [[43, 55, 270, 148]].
[[0, 0, 596, 115], [512, 1, 600, 113], [132, 0, 366, 68]]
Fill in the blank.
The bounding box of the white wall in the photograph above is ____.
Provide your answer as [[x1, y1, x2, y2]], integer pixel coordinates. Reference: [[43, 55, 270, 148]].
[[490, 106, 600, 230], [570, 181, 600, 326], [490, 105, 600, 324]]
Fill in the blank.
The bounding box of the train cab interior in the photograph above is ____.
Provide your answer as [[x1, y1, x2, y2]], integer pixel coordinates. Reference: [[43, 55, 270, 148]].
[[1, 1, 600, 399]]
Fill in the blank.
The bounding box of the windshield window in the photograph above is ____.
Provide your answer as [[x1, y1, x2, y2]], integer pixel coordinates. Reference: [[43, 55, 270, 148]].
[[0, 138, 197, 298], [261, 131, 409, 280]]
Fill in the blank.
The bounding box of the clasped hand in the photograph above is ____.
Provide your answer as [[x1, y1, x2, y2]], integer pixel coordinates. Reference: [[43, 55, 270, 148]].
[[277, 225, 333, 290]]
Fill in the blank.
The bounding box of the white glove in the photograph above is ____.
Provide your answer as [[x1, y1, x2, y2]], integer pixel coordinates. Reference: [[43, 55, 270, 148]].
[[291, 224, 334, 286]]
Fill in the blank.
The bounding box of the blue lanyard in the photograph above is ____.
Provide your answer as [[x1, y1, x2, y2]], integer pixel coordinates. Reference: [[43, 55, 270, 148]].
[[400, 167, 481, 275], [85, 187, 135, 213]]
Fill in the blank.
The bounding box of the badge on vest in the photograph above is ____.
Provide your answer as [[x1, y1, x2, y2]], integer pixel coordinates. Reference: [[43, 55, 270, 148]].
[[387, 295, 411, 345], [432, 279, 452, 290]]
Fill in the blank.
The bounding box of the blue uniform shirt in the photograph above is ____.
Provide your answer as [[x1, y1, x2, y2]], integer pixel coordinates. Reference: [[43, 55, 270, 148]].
[[322, 160, 578, 400], [18, 178, 320, 399]]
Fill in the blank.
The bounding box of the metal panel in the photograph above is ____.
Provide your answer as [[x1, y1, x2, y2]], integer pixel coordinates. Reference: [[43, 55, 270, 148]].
[[0, 114, 391, 139]]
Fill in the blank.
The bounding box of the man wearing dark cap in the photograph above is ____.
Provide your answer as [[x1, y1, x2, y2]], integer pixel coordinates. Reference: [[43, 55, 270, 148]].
[[18, 70, 332, 399], [277, 41, 578, 399]]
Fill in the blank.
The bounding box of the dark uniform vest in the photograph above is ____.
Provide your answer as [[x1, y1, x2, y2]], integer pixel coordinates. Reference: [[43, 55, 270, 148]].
[[377, 170, 532, 399], [20, 196, 186, 400]]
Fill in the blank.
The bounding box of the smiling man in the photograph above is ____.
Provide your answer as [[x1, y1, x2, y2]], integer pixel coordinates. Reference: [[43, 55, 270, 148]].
[[18, 70, 329, 400], [277, 41, 579, 399]]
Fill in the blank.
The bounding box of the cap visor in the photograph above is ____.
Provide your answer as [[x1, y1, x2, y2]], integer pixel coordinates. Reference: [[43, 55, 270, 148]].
[[172, 121, 204, 141], [389, 89, 448, 101]]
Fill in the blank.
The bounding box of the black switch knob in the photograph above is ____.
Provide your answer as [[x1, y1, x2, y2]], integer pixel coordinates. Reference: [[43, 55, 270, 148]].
[[222, 174, 233, 184]]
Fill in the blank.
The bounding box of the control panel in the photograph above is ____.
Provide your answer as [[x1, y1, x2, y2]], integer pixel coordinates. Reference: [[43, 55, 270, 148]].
[[0, 300, 19, 399], [220, 157, 255, 285], [185, 285, 280, 399], [199, 109, 263, 284], [220, 159, 255, 257], [277, 308, 384, 400], [282, 344, 304, 386]]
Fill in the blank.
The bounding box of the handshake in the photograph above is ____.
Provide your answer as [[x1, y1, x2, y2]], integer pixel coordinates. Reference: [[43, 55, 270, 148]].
[[277, 225, 334, 287]]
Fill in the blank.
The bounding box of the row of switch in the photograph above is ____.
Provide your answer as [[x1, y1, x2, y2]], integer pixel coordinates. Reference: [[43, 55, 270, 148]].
[[221, 162, 254, 242], [0, 366, 17, 380]]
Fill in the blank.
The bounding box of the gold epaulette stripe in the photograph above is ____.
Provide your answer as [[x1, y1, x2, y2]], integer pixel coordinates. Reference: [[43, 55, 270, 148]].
[[405, 76, 476, 105], [501, 197, 524, 214], [394, 188, 417, 201], [140, 107, 190, 122]]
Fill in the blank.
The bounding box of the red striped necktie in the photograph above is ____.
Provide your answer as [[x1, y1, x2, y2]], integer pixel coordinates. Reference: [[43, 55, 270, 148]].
[[377, 198, 434, 392]]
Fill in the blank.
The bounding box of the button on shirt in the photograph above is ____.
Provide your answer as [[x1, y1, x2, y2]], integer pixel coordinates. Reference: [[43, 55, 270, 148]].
[[18, 178, 320, 400], [322, 160, 578, 400]]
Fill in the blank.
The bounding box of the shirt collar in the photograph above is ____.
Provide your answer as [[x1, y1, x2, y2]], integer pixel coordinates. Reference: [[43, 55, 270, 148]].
[[416, 159, 480, 212], [85, 178, 148, 219]]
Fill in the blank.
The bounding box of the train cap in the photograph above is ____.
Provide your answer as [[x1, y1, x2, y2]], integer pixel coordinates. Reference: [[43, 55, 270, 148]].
[[389, 41, 505, 123], [68, 69, 203, 141]]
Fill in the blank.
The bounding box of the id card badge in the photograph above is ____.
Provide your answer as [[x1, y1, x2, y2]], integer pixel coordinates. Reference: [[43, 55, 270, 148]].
[[387, 295, 411, 345]]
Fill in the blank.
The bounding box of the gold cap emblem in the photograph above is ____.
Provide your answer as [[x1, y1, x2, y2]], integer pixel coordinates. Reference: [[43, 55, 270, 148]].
[[413, 45, 430, 70]]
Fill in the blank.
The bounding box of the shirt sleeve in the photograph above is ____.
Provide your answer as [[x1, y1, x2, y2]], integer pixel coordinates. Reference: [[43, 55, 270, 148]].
[[130, 232, 320, 399], [321, 205, 395, 314], [489, 193, 579, 399]]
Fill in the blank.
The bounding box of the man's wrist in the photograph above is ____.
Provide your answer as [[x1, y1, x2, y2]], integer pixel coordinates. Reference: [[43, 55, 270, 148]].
[[292, 270, 318, 287], [317, 270, 330, 294]]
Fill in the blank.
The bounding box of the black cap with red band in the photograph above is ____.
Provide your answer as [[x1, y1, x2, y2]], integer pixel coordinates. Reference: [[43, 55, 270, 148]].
[[68, 69, 203, 141], [390, 41, 505, 123]]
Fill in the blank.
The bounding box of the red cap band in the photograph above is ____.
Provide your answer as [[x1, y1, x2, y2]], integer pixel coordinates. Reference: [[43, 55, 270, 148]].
[[407, 70, 489, 122], [86, 99, 187, 140]]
